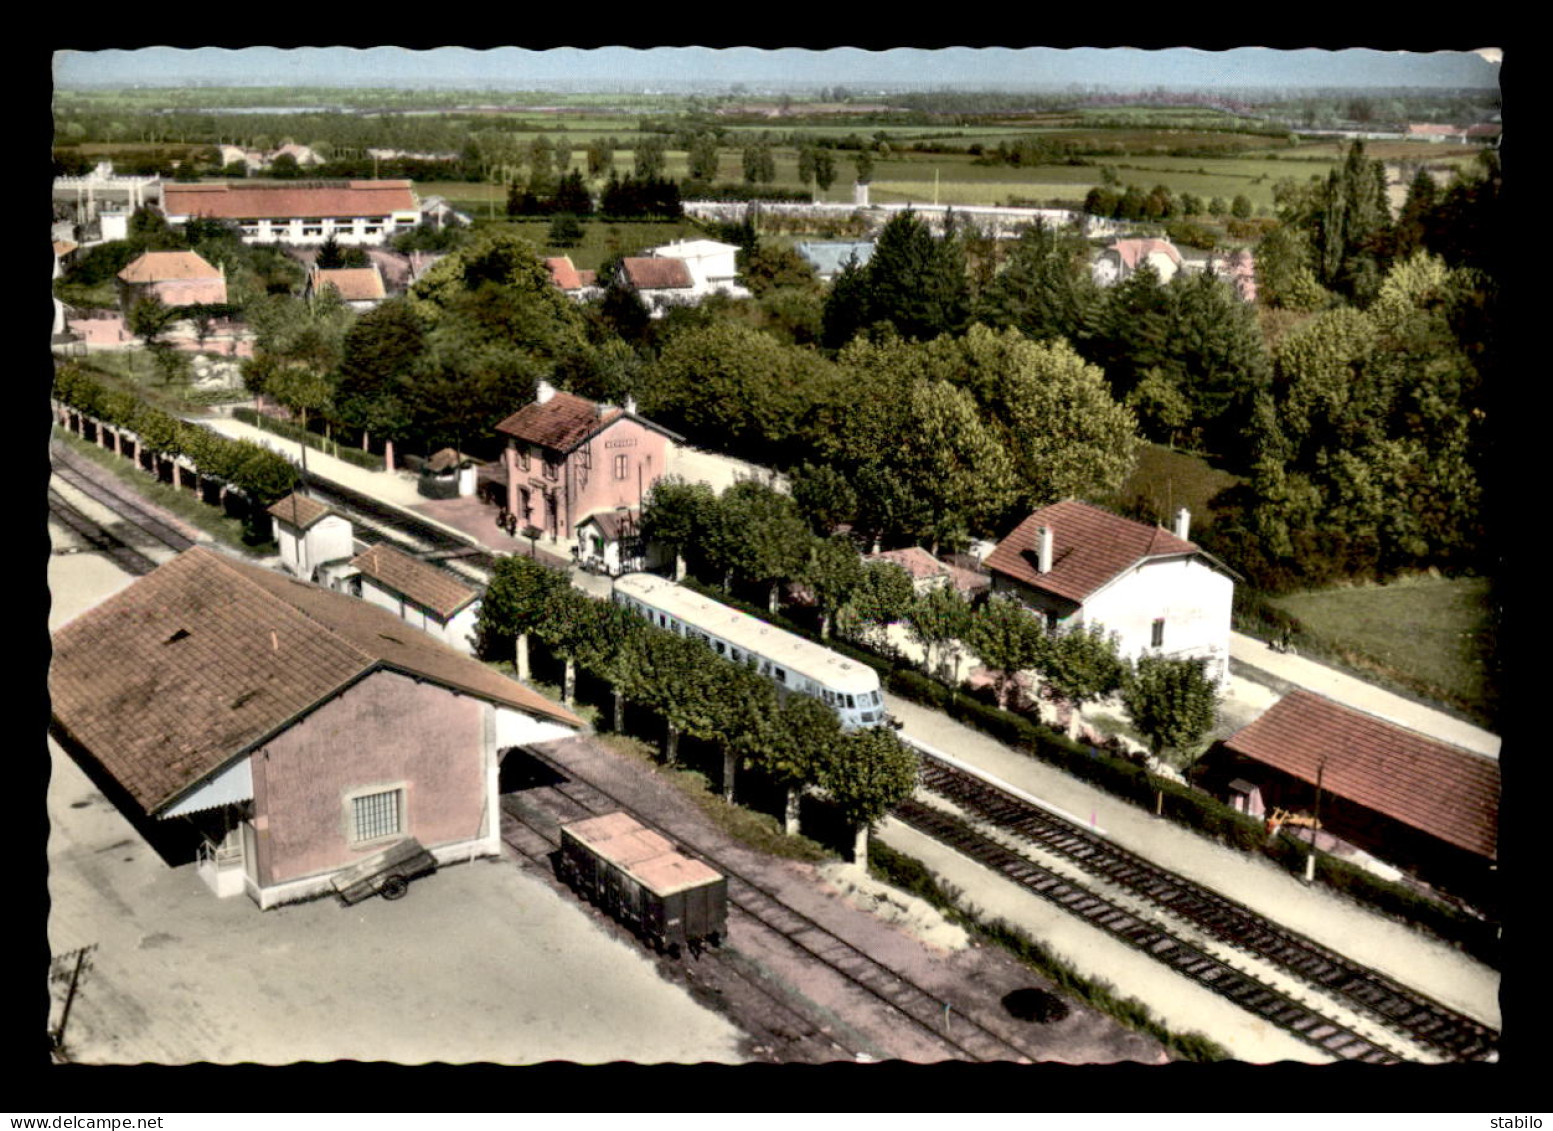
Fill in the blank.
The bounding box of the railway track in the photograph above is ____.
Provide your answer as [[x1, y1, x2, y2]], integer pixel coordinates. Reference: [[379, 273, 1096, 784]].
[[499, 750, 1034, 1063], [902, 749, 1498, 1063], [49, 447, 199, 573]]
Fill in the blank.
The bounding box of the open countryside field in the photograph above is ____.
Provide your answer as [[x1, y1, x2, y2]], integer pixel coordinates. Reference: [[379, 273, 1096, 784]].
[[1269, 576, 1498, 724]]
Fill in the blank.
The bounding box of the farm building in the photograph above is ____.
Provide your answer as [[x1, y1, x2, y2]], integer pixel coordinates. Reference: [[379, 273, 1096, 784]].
[[494, 380, 683, 553], [161, 180, 421, 246], [985, 500, 1237, 686], [48, 547, 582, 909], [1202, 690, 1500, 904], [544, 256, 599, 300], [618, 256, 697, 315]]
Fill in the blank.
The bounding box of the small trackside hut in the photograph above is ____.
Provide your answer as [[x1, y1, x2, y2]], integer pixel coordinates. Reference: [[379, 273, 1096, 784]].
[[558, 812, 727, 957]]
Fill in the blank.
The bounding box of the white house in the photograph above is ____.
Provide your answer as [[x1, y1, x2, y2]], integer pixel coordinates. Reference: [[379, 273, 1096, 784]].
[[646, 239, 751, 299], [984, 500, 1238, 686], [1091, 238, 1184, 287], [346, 542, 482, 656], [267, 492, 355, 582]]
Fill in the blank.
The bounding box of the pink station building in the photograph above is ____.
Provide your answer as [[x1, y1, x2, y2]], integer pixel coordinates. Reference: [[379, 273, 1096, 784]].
[[495, 381, 682, 570]]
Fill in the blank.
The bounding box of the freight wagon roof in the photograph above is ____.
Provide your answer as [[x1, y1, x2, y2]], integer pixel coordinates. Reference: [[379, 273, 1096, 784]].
[[612, 573, 881, 695], [562, 812, 723, 897]]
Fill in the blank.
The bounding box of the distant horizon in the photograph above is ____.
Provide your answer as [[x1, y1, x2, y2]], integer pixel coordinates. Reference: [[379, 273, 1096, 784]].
[[52, 46, 1502, 94]]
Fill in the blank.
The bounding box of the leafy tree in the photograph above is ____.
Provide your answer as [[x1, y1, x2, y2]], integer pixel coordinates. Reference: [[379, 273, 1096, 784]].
[[813, 148, 837, 194], [127, 294, 175, 365], [816, 727, 918, 869], [586, 137, 615, 178], [767, 695, 843, 835], [742, 143, 776, 185], [904, 582, 974, 683], [633, 135, 666, 180], [831, 210, 970, 344], [478, 554, 571, 681], [974, 220, 1097, 346], [547, 213, 585, 248], [842, 559, 915, 640], [968, 593, 1046, 710], [640, 475, 717, 581], [314, 233, 346, 270], [1231, 194, 1253, 220], [803, 534, 865, 640], [1126, 368, 1193, 449], [334, 297, 423, 456], [1035, 624, 1127, 738], [1121, 654, 1219, 766], [688, 133, 720, 182], [853, 149, 874, 185], [790, 462, 859, 536], [715, 480, 812, 611]]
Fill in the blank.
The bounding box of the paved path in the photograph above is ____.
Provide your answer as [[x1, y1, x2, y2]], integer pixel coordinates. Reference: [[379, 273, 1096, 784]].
[[1228, 632, 1499, 758]]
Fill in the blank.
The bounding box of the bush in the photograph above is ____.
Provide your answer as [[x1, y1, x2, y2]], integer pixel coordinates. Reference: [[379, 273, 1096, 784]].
[[231, 407, 384, 471]]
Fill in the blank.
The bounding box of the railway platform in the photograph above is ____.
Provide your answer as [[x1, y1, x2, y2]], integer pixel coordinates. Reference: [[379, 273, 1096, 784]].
[[889, 696, 1501, 1034]]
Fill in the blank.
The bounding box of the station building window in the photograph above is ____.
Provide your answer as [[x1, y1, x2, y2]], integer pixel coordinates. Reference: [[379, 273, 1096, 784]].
[[349, 787, 404, 844]]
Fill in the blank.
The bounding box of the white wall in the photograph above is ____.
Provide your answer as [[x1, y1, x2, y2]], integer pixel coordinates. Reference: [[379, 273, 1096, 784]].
[[1081, 557, 1234, 684]]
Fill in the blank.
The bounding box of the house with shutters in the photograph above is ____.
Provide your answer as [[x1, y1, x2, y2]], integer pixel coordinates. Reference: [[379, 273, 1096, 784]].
[[48, 547, 582, 909], [494, 381, 683, 560], [985, 500, 1238, 686], [161, 180, 421, 246]]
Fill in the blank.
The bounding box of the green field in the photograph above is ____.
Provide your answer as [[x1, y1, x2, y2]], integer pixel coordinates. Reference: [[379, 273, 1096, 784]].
[[1270, 576, 1498, 724]]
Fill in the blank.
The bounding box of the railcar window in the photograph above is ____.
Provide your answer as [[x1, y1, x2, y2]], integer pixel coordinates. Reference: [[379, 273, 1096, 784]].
[[715, 641, 725, 655], [823, 690, 834, 705], [846, 694, 856, 709], [774, 668, 786, 683]]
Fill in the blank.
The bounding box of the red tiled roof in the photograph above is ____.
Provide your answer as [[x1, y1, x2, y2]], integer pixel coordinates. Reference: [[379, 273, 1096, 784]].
[[349, 543, 478, 621], [622, 256, 693, 290], [117, 250, 223, 283], [495, 391, 623, 452], [545, 256, 585, 291], [310, 265, 385, 302], [1110, 238, 1183, 271], [266, 492, 333, 531], [984, 500, 1200, 604], [48, 547, 580, 816], [163, 180, 417, 221], [1224, 691, 1499, 860], [867, 547, 950, 582]]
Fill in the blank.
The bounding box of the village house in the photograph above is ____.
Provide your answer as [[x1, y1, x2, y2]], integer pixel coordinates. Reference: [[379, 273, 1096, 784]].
[[618, 256, 697, 315], [544, 256, 600, 301], [865, 546, 988, 599], [985, 500, 1238, 686], [48, 547, 583, 909], [1202, 690, 1499, 904], [305, 263, 387, 310], [1091, 237, 1184, 287], [116, 250, 229, 310], [494, 381, 683, 560], [646, 238, 750, 299], [161, 180, 421, 246], [346, 542, 481, 656]]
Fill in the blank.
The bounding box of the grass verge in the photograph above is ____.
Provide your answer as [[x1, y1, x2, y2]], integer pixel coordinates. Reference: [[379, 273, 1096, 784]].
[[595, 734, 832, 864], [868, 839, 1230, 1063]]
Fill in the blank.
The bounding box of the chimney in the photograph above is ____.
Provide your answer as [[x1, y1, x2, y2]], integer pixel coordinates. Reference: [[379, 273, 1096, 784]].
[[536, 379, 556, 405], [1037, 526, 1053, 574], [1174, 507, 1191, 541]]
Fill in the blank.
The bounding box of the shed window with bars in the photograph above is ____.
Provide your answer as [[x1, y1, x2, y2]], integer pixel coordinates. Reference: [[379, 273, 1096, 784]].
[[350, 788, 403, 843]]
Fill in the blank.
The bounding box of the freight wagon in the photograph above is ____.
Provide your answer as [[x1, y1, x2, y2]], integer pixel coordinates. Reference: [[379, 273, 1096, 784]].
[[557, 811, 728, 957]]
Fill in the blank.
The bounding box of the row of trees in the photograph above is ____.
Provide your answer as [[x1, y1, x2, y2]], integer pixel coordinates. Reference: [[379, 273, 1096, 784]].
[[51, 363, 301, 518], [477, 555, 920, 863], [638, 476, 1221, 767]]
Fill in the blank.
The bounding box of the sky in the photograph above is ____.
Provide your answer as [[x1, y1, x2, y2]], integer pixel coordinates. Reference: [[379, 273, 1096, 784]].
[[51, 46, 1503, 92]]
